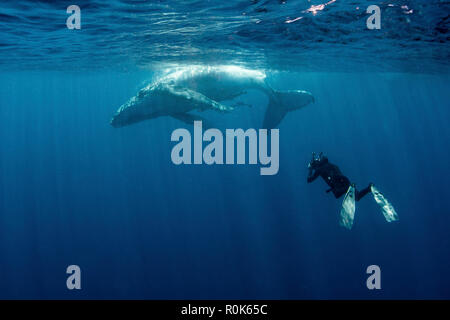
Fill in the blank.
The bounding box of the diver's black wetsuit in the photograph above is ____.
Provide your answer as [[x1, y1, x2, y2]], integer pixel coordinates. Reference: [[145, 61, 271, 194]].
[[307, 157, 371, 201]]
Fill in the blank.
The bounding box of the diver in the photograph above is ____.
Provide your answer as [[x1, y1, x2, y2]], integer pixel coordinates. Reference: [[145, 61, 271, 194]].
[[306, 152, 398, 229], [307, 152, 372, 201]]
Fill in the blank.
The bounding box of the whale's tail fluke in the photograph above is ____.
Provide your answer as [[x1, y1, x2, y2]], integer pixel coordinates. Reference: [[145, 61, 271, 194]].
[[263, 90, 314, 128]]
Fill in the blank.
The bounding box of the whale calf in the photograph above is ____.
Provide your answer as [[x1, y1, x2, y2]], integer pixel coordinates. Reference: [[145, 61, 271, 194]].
[[110, 65, 314, 129]]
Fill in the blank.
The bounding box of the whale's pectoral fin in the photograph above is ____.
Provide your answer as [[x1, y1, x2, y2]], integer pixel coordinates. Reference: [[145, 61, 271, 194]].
[[263, 90, 314, 128], [171, 112, 214, 128], [167, 85, 233, 113], [207, 98, 234, 113]]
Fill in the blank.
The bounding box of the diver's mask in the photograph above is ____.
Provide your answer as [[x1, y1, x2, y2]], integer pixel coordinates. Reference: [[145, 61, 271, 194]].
[[309, 152, 324, 168]]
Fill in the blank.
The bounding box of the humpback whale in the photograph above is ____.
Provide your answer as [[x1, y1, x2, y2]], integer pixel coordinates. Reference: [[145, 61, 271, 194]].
[[110, 66, 314, 129]]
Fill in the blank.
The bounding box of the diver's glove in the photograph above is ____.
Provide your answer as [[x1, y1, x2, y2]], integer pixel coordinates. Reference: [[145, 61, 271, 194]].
[[308, 152, 316, 168]]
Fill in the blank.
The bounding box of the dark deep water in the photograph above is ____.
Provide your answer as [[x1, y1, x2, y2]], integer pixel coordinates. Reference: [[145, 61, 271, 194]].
[[0, 1, 449, 299]]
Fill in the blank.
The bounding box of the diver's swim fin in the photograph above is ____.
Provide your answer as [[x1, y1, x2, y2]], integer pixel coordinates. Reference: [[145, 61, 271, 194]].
[[339, 185, 356, 230], [371, 185, 399, 222]]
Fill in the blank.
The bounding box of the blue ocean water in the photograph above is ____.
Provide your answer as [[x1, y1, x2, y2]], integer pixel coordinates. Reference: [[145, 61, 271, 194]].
[[0, 1, 449, 299]]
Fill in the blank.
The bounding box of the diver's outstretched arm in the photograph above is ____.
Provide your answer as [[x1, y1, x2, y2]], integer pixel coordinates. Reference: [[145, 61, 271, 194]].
[[307, 168, 319, 183]]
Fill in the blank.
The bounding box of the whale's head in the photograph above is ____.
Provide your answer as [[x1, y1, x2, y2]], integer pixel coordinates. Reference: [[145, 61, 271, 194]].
[[110, 85, 165, 128]]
